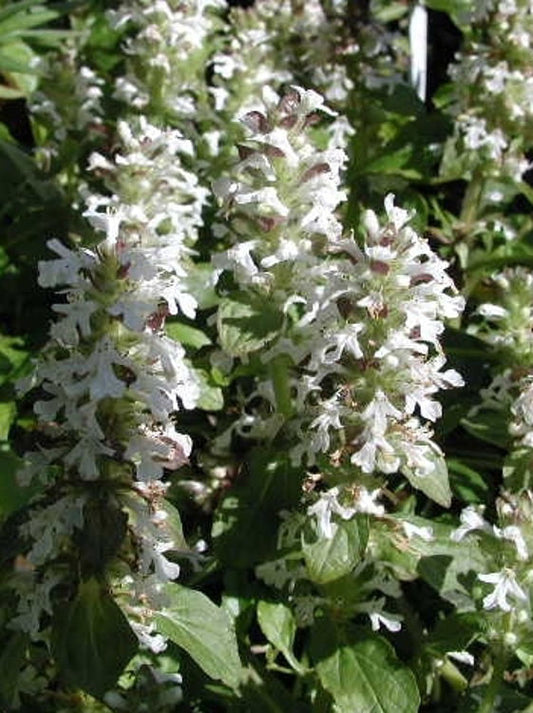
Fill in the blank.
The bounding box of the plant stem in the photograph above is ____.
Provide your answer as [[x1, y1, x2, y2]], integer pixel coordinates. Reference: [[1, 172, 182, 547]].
[[460, 168, 484, 235], [270, 354, 294, 418], [478, 648, 506, 713]]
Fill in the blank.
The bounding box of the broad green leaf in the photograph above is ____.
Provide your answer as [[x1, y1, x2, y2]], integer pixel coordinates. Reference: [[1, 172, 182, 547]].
[[414, 533, 489, 608], [402, 451, 452, 507], [166, 321, 211, 349], [155, 582, 243, 689], [0, 401, 15, 440], [217, 291, 283, 356], [257, 600, 305, 673], [73, 497, 128, 576], [0, 446, 40, 518], [183, 262, 218, 309], [503, 448, 533, 493], [158, 498, 187, 551], [365, 145, 416, 175], [0, 42, 38, 75], [302, 516, 368, 584], [311, 621, 420, 713], [212, 448, 303, 567], [0, 84, 24, 98], [425, 612, 485, 658], [519, 180, 533, 207], [461, 410, 512, 450], [195, 368, 224, 411], [373, 1, 407, 21], [0, 335, 29, 385], [0, 632, 26, 708], [52, 578, 138, 698], [0, 0, 44, 24], [424, 0, 474, 27], [0, 7, 59, 38], [448, 458, 489, 503], [372, 514, 489, 606]]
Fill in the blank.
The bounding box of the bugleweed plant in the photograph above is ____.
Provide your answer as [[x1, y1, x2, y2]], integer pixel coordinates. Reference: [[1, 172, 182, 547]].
[[1, 0, 533, 712]]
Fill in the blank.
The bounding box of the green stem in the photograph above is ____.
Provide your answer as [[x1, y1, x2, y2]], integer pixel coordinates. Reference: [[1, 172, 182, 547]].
[[270, 354, 294, 418], [478, 648, 507, 713], [459, 169, 485, 236]]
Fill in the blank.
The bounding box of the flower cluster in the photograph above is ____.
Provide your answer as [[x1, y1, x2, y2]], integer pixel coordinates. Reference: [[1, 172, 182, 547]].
[[451, 494, 533, 661], [214, 86, 464, 540], [211, 0, 354, 149], [12, 118, 201, 650], [442, 0, 533, 183], [468, 267, 533, 468], [109, 0, 224, 123], [29, 46, 105, 182]]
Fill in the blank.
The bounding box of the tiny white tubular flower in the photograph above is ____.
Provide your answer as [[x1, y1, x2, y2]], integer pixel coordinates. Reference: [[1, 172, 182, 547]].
[[478, 569, 529, 612], [355, 597, 403, 633], [369, 608, 403, 633], [451, 505, 493, 542], [477, 303, 509, 320], [38, 239, 96, 289], [401, 521, 434, 542], [307, 487, 357, 539], [446, 651, 475, 666], [495, 525, 529, 561]]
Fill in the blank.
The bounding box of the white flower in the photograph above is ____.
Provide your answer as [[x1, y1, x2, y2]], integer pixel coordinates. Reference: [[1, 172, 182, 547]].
[[495, 525, 529, 561], [478, 569, 528, 612], [447, 650, 474, 666], [361, 390, 402, 434], [369, 609, 402, 633], [401, 521, 434, 542], [38, 239, 95, 288], [83, 206, 124, 247], [307, 487, 357, 539], [451, 505, 492, 542]]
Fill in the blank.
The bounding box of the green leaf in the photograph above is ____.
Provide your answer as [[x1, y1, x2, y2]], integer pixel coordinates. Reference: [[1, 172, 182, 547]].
[[0, 446, 40, 518], [0, 632, 27, 708], [0, 401, 15, 440], [166, 321, 211, 349], [257, 600, 305, 673], [302, 516, 368, 584], [311, 621, 420, 713], [448, 458, 489, 503], [183, 262, 218, 309], [195, 368, 224, 411], [0, 6, 60, 38], [402, 451, 452, 507], [415, 535, 489, 609], [73, 497, 128, 576], [158, 498, 187, 551], [155, 582, 243, 689], [461, 411, 511, 450], [0, 84, 24, 98], [425, 612, 485, 658], [217, 291, 283, 356], [0, 335, 29, 386], [52, 578, 138, 698], [365, 145, 419, 176], [212, 448, 303, 568], [503, 448, 533, 493]]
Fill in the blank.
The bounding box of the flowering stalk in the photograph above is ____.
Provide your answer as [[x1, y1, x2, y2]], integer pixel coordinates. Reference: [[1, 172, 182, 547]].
[[109, 0, 224, 139], [214, 86, 464, 531], [11, 118, 203, 693], [441, 0, 533, 243]]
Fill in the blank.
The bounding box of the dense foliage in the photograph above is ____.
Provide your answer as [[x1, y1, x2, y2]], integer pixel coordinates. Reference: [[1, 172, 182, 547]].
[[1, 0, 533, 711]]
